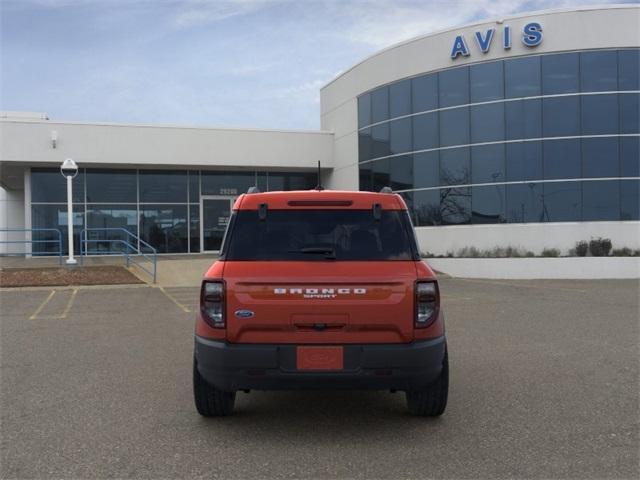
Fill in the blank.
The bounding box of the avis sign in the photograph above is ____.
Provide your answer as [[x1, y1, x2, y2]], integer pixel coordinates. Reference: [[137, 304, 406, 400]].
[[450, 22, 543, 59]]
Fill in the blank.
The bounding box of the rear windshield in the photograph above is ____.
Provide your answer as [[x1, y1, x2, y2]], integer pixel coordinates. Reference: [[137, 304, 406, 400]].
[[222, 209, 417, 261]]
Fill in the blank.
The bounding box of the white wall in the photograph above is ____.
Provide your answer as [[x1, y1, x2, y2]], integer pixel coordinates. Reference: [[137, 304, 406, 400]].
[[0, 186, 25, 254], [415, 221, 640, 256]]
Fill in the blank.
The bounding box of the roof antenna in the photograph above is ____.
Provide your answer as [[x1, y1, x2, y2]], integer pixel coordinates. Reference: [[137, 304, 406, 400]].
[[315, 161, 324, 191]]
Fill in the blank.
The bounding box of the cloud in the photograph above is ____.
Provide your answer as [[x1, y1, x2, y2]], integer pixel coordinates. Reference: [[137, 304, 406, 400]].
[[172, 0, 278, 28]]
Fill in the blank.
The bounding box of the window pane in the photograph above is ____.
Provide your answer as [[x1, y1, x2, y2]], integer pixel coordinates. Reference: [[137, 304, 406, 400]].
[[139, 170, 187, 203], [472, 185, 505, 224], [506, 142, 543, 181], [621, 180, 639, 220], [267, 172, 315, 191], [372, 159, 390, 192], [139, 205, 188, 253], [413, 151, 439, 189], [440, 148, 470, 185], [257, 172, 268, 192], [31, 204, 84, 255], [86, 169, 136, 203], [470, 102, 504, 143], [543, 182, 581, 222], [359, 164, 373, 191], [439, 67, 469, 108], [541, 52, 579, 94], [621, 137, 640, 177], [413, 189, 442, 226], [190, 205, 200, 253], [620, 93, 639, 134], [582, 137, 619, 178], [440, 187, 471, 225], [202, 171, 254, 195], [85, 205, 138, 254], [581, 94, 619, 135], [358, 94, 371, 128], [412, 112, 438, 151], [440, 107, 469, 147], [619, 49, 640, 91], [543, 139, 580, 180], [581, 51, 618, 92], [506, 183, 543, 223], [371, 123, 390, 158], [412, 73, 438, 112], [31, 168, 85, 203], [389, 117, 412, 154], [189, 171, 200, 202], [359, 128, 373, 162], [582, 180, 620, 221], [470, 61, 504, 102], [542, 96, 580, 137], [371, 86, 389, 123], [389, 79, 411, 118], [505, 56, 541, 98], [471, 144, 505, 184], [389, 155, 413, 191], [505, 99, 542, 140]]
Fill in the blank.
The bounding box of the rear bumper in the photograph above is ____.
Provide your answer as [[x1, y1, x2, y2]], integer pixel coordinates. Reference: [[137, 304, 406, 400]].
[[194, 335, 446, 392]]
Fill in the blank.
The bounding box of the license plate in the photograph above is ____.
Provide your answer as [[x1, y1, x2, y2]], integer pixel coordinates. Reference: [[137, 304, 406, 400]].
[[296, 346, 344, 371]]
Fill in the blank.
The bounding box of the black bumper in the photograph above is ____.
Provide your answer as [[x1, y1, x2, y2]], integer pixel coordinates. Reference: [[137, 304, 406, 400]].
[[194, 336, 446, 392]]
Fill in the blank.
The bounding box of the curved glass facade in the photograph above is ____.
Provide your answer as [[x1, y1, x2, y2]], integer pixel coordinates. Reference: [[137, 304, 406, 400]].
[[358, 49, 640, 225]]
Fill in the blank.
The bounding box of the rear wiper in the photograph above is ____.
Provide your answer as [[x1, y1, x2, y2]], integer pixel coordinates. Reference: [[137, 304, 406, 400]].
[[288, 247, 336, 259]]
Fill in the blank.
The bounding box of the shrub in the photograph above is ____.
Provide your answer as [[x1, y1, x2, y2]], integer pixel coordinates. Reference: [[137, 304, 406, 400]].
[[589, 237, 612, 257], [525, 251, 535, 257], [575, 241, 589, 257], [611, 247, 639, 257], [540, 248, 560, 257]]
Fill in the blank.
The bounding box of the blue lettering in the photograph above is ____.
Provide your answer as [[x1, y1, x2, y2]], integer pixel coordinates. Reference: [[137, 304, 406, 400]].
[[474, 29, 495, 53], [450, 35, 470, 59], [522, 22, 543, 47], [503, 25, 512, 49]]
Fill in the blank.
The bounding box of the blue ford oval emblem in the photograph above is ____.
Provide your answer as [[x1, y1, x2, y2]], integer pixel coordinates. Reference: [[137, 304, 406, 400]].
[[234, 309, 255, 318]]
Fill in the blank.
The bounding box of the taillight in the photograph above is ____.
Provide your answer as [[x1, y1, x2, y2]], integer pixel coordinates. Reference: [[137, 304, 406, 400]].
[[201, 281, 225, 328], [415, 281, 439, 328]]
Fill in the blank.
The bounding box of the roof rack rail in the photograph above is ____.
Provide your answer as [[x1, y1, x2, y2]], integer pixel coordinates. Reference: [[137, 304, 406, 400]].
[[247, 186, 261, 194], [379, 187, 393, 194]]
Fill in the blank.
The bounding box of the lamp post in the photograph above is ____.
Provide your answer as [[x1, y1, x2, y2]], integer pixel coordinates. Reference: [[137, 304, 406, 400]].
[[60, 158, 78, 265]]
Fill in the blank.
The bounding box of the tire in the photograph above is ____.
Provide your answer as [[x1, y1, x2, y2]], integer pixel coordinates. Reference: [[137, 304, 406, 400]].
[[193, 358, 236, 417], [405, 348, 449, 417]]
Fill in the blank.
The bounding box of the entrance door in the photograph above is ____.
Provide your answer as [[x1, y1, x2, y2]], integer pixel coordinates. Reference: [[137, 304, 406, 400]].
[[201, 196, 234, 252]]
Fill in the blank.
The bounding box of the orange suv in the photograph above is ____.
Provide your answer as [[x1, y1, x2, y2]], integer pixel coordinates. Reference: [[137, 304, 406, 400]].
[[193, 189, 448, 416]]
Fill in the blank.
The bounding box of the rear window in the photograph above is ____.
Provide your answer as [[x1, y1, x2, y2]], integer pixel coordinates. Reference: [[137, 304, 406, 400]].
[[222, 209, 418, 261]]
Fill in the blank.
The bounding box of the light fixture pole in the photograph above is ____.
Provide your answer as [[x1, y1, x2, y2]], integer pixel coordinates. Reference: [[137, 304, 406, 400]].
[[60, 158, 78, 265]]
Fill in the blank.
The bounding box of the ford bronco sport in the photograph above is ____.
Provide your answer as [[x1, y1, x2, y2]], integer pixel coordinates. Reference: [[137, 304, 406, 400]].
[[193, 189, 448, 416]]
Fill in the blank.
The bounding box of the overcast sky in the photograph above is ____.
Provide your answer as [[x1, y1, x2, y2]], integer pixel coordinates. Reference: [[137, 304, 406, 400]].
[[1, 0, 635, 130]]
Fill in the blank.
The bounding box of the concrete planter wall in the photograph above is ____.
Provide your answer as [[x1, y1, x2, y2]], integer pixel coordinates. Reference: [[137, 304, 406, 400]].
[[426, 257, 640, 279]]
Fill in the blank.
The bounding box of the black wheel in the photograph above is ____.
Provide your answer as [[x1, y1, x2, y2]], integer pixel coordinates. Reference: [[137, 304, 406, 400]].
[[405, 348, 449, 417], [193, 359, 236, 417]]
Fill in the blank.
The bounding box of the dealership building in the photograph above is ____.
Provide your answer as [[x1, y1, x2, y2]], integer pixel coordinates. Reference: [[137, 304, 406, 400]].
[[1, 5, 638, 256]]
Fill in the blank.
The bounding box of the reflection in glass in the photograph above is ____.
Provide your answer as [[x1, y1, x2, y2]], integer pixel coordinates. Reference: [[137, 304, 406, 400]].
[[389, 155, 413, 191], [268, 172, 316, 191], [620, 180, 639, 220], [505, 56, 541, 98], [359, 129, 373, 162], [505, 99, 542, 140], [86, 205, 137, 253], [581, 94, 619, 135], [413, 189, 442, 226], [371, 123, 390, 159], [413, 152, 439, 189], [621, 137, 640, 177], [472, 185, 505, 224], [440, 187, 471, 225], [470, 60, 504, 102], [542, 96, 580, 137], [412, 112, 439, 151], [32, 168, 85, 203], [543, 182, 581, 222], [618, 49, 640, 91], [190, 205, 200, 253], [581, 51, 618, 92], [389, 79, 411, 118], [86, 169, 136, 203], [412, 74, 438, 113], [439, 107, 469, 147], [139, 205, 188, 253], [544, 139, 581, 180], [439, 67, 469, 108], [582, 138, 619, 178], [358, 94, 371, 128], [390, 117, 412, 154], [583, 180, 620, 221], [506, 183, 543, 223], [471, 144, 505, 184], [470, 103, 504, 143], [189, 171, 200, 202], [440, 148, 470, 186], [202, 171, 255, 195], [201, 200, 230, 251], [359, 164, 373, 191], [139, 170, 187, 203], [372, 159, 391, 192], [541, 53, 579, 94], [31, 204, 84, 255], [506, 142, 543, 182], [371, 87, 389, 123], [620, 93, 639, 134]]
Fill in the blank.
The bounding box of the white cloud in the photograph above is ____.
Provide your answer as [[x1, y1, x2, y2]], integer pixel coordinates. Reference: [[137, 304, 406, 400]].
[[172, 0, 279, 28]]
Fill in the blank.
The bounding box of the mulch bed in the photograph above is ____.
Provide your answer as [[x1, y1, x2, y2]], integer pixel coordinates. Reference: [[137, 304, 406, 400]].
[[0, 266, 143, 287]]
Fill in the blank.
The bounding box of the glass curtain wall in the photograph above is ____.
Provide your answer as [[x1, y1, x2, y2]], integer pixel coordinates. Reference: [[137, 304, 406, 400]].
[[31, 168, 315, 254], [358, 48, 640, 225]]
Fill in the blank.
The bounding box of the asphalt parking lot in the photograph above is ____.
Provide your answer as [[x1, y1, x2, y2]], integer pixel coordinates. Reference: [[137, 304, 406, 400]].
[[1, 278, 638, 479]]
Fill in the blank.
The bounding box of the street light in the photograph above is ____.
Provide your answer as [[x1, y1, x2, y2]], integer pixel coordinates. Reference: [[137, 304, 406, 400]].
[[60, 158, 78, 265]]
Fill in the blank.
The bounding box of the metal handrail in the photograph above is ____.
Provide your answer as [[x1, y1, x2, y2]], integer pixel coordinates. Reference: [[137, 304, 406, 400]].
[[0, 228, 63, 264], [80, 228, 157, 283]]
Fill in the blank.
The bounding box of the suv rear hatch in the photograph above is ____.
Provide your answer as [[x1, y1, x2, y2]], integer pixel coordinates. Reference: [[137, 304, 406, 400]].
[[220, 207, 420, 344]]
